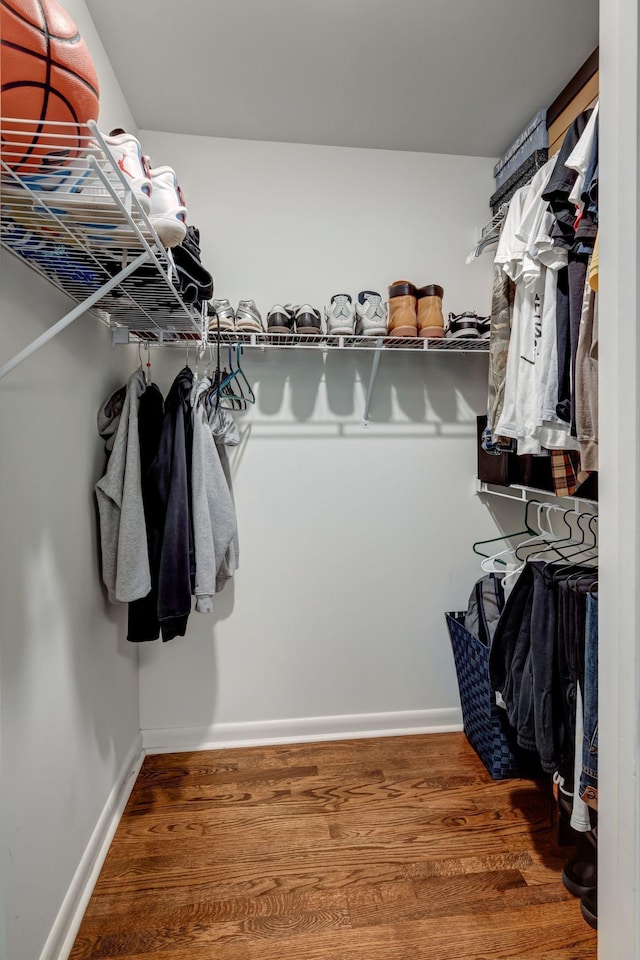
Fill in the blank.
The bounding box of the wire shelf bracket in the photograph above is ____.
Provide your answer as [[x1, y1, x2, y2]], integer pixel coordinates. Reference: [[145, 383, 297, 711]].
[[362, 339, 384, 428], [0, 250, 150, 380]]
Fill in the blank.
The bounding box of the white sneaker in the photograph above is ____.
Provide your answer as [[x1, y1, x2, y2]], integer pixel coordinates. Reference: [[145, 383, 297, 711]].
[[149, 166, 187, 247], [20, 131, 153, 217], [324, 293, 355, 335], [100, 132, 153, 213], [355, 290, 388, 336], [235, 299, 264, 333]]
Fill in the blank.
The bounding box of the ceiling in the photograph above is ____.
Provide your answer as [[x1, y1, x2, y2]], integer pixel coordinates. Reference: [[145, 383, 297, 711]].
[[85, 0, 598, 158]]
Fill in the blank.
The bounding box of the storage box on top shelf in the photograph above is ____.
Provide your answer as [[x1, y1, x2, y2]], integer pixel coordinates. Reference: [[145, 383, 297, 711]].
[[489, 150, 549, 215], [494, 109, 548, 189]]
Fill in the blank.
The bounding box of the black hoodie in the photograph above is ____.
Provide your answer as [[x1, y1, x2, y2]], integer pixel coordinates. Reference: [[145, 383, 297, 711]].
[[145, 367, 195, 642]]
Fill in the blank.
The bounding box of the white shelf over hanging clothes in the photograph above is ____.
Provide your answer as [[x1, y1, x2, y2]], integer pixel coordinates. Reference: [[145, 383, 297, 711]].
[[116, 327, 490, 353], [0, 115, 488, 429], [476, 479, 598, 511], [0, 117, 206, 380]]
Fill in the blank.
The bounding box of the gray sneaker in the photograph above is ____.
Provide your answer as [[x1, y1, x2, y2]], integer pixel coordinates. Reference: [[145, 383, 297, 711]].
[[235, 299, 264, 333], [208, 298, 235, 331]]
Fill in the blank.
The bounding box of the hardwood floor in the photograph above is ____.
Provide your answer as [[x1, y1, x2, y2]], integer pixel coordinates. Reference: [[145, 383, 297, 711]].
[[71, 733, 597, 959]]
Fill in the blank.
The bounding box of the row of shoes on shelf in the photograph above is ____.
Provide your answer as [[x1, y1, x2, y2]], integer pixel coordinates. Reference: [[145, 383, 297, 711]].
[[208, 292, 389, 337], [208, 290, 490, 339]]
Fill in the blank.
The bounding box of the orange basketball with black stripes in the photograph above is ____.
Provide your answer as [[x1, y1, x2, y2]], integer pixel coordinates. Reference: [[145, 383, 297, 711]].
[[1, 0, 100, 175]]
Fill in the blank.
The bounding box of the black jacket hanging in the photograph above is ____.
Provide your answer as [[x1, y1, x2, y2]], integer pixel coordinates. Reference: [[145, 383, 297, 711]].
[[127, 381, 165, 642], [146, 366, 195, 642]]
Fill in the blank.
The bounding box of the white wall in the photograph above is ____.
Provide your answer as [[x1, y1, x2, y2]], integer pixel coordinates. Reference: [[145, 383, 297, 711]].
[[62, 0, 137, 135], [0, 4, 141, 960], [136, 132, 503, 747]]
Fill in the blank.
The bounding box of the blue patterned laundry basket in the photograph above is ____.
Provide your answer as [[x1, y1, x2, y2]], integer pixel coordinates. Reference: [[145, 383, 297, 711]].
[[446, 612, 522, 779]]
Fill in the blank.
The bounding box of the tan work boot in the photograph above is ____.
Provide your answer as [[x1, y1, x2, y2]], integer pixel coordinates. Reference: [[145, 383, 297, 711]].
[[388, 280, 417, 337], [417, 284, 445, 338]]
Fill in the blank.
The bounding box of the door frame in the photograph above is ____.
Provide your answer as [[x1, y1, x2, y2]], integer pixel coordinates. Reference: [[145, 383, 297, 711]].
[[598, 1, 640, 956]]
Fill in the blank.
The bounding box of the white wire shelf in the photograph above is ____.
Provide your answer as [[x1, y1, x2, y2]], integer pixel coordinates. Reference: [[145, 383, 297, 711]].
[[0, 116, 489, 375], [476, 479, 598, 510], [121, 328, 490, 352], [0, 117, 205, 377]]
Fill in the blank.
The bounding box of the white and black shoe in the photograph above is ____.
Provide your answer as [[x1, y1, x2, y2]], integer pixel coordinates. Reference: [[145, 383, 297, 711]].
[[324, 293, 355, 335], [477, 316, 491, 338], [446, 311, 481, 339], [267, 304, 295, 335], [236, 299, 264, 333], [355, 290, 388, 336], [293, 303, 323, 335]]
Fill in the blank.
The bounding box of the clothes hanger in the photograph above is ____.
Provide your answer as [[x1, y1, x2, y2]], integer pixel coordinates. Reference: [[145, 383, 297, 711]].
[[479, 501, 549, 572], [502, 504, 576, 587], [516, 504, 592, 560], [512, 504, 575, 562], [551, 513, 597, 564], [137, 341, 148, 385], [213, 344, 256, 411], [472, 498, 541, 561], [226, 344, 255, 405]]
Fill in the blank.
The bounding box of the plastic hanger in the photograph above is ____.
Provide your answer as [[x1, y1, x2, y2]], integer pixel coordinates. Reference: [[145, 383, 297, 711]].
[[552, 513, 597, 563], [479, 502, 549, 572], [513, 505, 580, 562], [547, 514, 599, 578], [502, 504, 576, 587], [210, 344, 256, 411], [472, 499, 541, 561]]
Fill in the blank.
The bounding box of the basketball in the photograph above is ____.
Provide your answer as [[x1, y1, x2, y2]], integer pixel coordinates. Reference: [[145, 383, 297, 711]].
[[1, 0, 100, 179]]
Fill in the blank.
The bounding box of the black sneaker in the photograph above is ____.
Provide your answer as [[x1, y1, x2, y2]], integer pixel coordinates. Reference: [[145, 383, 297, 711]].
[[267, 304, 295, 335], [292, 303, 323, 335], [446, 311, 480, 339], [171, 225, 214, 305]]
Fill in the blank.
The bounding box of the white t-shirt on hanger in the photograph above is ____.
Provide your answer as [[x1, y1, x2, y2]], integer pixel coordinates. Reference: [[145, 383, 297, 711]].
[[566, 102, 599, 212], [494, 186, 533, 449], [497, 162, 556, 454]]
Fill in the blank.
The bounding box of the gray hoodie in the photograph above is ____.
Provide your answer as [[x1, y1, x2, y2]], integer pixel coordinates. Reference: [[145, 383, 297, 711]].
[[95, 369, 150, 604], [191, 379, 239, 613], [212, 407, 240, 589]]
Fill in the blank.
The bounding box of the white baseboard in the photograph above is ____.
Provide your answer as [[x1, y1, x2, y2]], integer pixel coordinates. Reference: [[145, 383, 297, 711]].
[[142, 708, 463, 754], [39, 733, 145, 960]]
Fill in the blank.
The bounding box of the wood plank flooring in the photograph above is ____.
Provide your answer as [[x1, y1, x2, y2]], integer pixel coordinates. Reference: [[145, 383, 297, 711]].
[[71, 732, 597, 959]]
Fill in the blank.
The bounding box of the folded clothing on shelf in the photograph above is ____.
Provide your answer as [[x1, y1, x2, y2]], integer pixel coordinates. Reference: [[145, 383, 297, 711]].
[[490, 150, 549, 215], [494, 110, 548, 190]]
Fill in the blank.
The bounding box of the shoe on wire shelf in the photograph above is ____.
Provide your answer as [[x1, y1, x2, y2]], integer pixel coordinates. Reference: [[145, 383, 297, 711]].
[[16, 129, 153, 217], [355, 290, 388, 336], [235, 299, 264, 333], [208, 299, 236, 332], [267, 305, 295, 335], [148, 166, 188, 247], [324, 293, 355, 335], [293, 304, 323, 334]]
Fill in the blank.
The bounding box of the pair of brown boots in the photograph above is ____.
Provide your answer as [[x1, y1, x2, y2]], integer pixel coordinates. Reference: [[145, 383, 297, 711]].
[[388, 280, 445, 338]]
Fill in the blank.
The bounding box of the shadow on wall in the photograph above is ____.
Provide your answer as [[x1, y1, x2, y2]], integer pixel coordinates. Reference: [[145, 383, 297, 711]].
[[136, 577, 236, 730], [237, 349, 489, 433]]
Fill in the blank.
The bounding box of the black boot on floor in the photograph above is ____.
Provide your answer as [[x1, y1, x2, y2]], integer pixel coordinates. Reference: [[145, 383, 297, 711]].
[[562, 834, 597, 898]]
